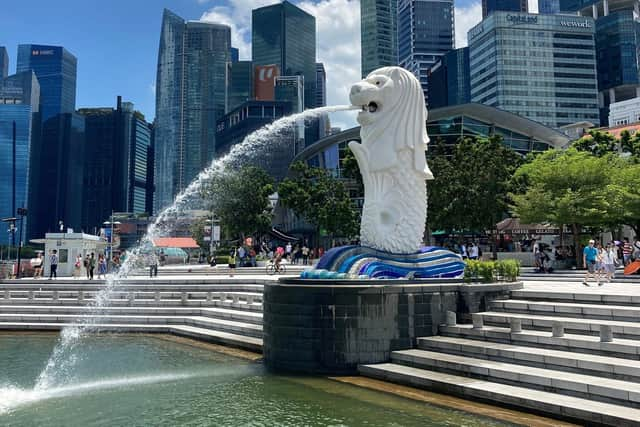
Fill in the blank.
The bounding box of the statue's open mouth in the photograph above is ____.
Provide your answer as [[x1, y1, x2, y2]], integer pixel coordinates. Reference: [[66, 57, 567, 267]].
[[361, 102, 378, 113]]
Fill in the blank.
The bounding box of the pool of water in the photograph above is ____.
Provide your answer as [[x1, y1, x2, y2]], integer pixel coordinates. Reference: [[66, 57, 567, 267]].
[[0, 333, 513, 426]]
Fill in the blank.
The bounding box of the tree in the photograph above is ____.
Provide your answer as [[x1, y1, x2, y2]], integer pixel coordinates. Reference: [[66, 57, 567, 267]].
[[188, 217, 209, 251], [608, 161, 640, 235], [573, 130, 617, 157], [203, 166, 274, 240], [278, 162, 359, 245], [511, 148, 617, 266], [426, 135, 522, 255]]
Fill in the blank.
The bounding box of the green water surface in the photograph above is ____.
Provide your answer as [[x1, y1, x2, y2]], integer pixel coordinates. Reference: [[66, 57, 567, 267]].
[[0, 333, 512, 427]]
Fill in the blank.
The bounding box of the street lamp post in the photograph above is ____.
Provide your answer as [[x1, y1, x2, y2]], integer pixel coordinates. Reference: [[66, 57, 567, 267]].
[[103, 214, 121, 272], [2, 217, 17, 277], [16, 208, 27, 279]]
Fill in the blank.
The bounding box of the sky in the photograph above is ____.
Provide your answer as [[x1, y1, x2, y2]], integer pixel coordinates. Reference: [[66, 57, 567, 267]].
[[2, 0, 496, 129]]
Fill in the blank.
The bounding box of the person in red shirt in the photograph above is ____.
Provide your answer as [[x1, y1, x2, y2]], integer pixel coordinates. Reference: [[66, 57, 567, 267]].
[[623, 237, 633, 266]]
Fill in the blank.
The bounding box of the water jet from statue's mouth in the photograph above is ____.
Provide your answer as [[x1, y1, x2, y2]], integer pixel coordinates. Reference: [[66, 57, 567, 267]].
[[360, 102, 378, 113]]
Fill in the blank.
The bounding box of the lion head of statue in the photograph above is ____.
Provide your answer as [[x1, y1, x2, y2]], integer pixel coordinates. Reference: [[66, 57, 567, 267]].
[[349, 66, 432, 178]]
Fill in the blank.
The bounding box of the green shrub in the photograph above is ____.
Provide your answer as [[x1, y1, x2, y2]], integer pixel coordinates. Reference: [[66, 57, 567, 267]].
[[216, 255, 231, 265], [463, 259, 520, 283]]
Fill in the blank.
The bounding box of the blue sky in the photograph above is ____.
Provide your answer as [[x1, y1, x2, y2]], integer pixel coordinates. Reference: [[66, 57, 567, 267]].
[[3, 0, 483, 125]]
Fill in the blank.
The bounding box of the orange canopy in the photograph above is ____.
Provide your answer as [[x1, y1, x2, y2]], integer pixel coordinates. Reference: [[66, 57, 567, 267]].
[[152, 237, 199, 248]]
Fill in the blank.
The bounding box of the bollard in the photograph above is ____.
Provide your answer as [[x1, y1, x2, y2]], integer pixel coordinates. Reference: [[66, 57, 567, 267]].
[[52, 290, 59, 302], [600, 325, 613, 342], [219, 293, 226, 302], [246, 295, 254, 305], [233, 295, 240, 304], [552, 321, 564, 338], [472, 313, 484, 329], [155, 291, 161, 303], [78, 291, 84, 302], [4, 289, 9, 300], [206, 292, 212, 302], [28, 290, 34, 301], [181, 292, 188, 305], [446, 311, 457, 326], [128, 292, 135, 305], [510, 318, 522, 333]]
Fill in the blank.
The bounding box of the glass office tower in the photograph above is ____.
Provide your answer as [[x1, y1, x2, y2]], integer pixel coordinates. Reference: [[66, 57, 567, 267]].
[[154, 9, 231, 211], [17, 44, 77, 122], [0, 47, 8, 79], [468, 12, 600, 128], [398, 0, 454, 104], [482, 0, 528, 17], [361, 0, 398, 77], [316, 63, 326, 108], [428, 47, 471, 108], [252, 1, 316, 110], [227, 60, 254, 112]]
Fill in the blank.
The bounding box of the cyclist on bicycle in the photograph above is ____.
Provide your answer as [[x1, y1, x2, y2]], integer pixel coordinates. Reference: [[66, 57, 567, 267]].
[[273, 250, 283, 273]]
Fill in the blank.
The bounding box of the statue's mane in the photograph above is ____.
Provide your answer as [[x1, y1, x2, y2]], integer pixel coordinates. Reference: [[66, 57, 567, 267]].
[[360, 67, 429, 175]]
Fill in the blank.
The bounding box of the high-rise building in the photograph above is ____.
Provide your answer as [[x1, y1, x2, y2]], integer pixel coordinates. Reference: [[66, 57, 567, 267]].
[[398, 0, 455, 104], [29, 113, 85, 237], [482, 0, 528, 17], [154, 9, 231, 211], [0, 71, 40, 244], [17, 44, 77, 122], [560, 0, 640, 125], [315, 63, 326, 108], [227, 60, 254, 112], [252, 1, 316, 110], [78, 97, 154, 232], [230, 47, 239, 63], [538, 0, 560, 13], [361, 0, 398, 77], [468, 12, 600, 128], [428, 47, 471, 109], [0, 47, 8, 79]]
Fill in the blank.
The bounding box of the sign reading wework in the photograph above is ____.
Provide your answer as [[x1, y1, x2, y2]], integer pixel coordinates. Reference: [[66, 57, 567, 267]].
[[560, 20, 591, 28], [506, 14, 538, 24]]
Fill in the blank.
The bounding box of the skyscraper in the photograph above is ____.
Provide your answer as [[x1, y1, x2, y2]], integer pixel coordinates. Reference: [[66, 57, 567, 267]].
[[398, 0, 455, 104], [252, 1, 316, 110], [361, 0, 398, 77], [315, 63, 326, 108], [482, 0, 528, 17], [227, 60, 254, 112], [538, 0, 560, 13], [17, 44, 77, 122], [468, 12, 600, 128], [0, 47, 8, 79], [0, 71, 40, 244], [427, 47, 471, 108], [154, 9, 231, 211]]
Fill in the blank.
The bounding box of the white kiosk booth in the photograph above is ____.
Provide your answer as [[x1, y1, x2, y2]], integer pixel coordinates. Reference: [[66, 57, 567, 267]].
[[31, 232, 108, 277]]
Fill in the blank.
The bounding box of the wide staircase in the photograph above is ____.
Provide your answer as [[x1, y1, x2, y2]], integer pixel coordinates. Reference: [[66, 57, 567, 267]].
[[0, 278, 266, 352], [361, 279, 640, 426]]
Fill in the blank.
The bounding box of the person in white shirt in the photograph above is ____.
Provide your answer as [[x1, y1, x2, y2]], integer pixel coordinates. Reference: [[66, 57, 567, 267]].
[[601, 242, 618, 283], [469, 243, 479, 260]]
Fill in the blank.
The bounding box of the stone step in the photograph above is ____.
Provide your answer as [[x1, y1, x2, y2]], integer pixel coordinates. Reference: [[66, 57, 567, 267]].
[[0, 305, 263, 324], [0, 322, 262, 352], [490, 299, 640, 321], [417, 335, 640, 381], [359, 362, 640, 426], [440, 324, 640, 360], [511, 289, 640, 305], [479, 311, 640, 339], [390, 349, 640, 407], [0, 313, 262, 337], [0, 298, 263, 310]]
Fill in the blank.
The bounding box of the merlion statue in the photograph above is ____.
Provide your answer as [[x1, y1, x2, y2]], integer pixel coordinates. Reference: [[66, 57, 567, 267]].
[[300, 66, 464, 280], [348, 67, 433, 254]]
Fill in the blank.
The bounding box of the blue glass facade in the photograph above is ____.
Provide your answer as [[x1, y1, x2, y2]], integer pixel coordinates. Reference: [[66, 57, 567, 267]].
[[482, 0, 528, 17], [227, 60, 253, 112], [361, 0, 398, 76], [0, 105, 32, 245], [17, 44, 77, 122], [252, 1, 316, 110], [316, 63, 326, 108], [428, 48, 471, 108], [398, 0, 454, 103], [468, 12, 600, 128], [0, 47, 8, 79], [539, 0, 561, 13], [154, 9, 231, 211]]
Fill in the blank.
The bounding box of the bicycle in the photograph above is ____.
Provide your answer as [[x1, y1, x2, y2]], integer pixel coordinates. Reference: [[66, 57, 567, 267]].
[[266, 260, 287, 275]]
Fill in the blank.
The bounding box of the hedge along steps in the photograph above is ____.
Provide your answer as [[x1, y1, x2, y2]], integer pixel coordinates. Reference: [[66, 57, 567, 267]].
[[464, 259, 521, 283]]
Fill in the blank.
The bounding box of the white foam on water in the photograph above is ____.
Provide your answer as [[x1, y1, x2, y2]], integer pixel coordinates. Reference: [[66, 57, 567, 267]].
[[30, 105, 356, 391]]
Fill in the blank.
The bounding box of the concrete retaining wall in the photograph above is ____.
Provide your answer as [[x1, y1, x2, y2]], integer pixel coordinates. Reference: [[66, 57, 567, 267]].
[[263, 280, 521, 374]]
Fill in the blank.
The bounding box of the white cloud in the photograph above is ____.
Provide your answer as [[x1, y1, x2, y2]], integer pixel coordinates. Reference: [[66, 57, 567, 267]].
[[298, 0, 361, 129], [454, 1, 482, 48]]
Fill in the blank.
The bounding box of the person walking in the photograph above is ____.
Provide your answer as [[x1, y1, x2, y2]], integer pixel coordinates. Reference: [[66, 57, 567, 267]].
[[459, 243, 468, 260], [601, 242, 618, 283], [285, 242, 292, 262], [73, 254, 83, 279], [48, 250, 58, 280], [88, 253, 96, 280], [83, 254, 91, 279], [98, 254, 107, 280], [302, 245, 309, 265], [468, 243, 479, 260], [582, 239, 600, 286], [32, 253, 43, 279], [229, 247, 237, 277], [149, 252, 159, 278], [623, 238, 633, 266]]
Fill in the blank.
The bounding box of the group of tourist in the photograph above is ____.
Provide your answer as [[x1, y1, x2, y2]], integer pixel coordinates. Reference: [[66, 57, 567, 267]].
[[582, 237, 640, 286], [72, 252, 108, 280], [458, 242, 482, 260]]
